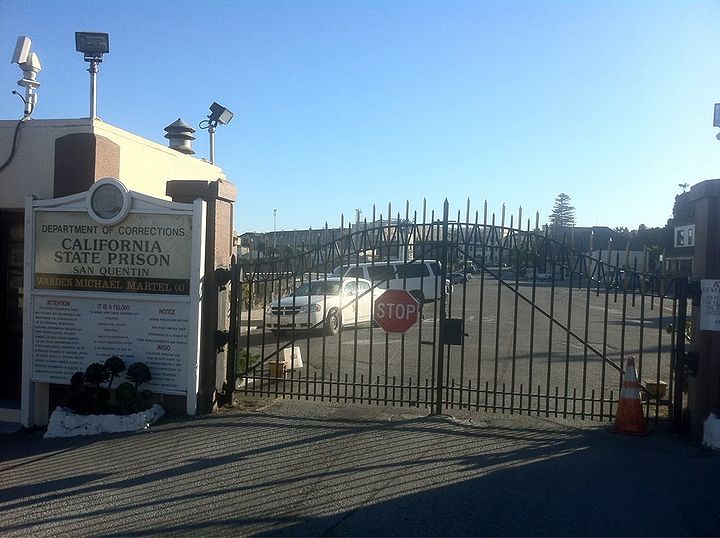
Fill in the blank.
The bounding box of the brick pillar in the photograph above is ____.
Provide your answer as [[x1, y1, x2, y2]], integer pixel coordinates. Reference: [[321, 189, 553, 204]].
[[166, 179, 236, 414], [53, 133, 120, 197], [688, 179, 720, 440]]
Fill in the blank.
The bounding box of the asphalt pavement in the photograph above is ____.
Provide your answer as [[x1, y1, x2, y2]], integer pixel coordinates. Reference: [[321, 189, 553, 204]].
[[1, 397, 719, 537]]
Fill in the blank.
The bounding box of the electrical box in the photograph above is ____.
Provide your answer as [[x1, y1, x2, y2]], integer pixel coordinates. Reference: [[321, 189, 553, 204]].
[[442, 318, 465, 345]]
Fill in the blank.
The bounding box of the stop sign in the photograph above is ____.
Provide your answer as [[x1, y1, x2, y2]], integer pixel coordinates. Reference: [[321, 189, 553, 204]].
[[374, 289, 420, 333]]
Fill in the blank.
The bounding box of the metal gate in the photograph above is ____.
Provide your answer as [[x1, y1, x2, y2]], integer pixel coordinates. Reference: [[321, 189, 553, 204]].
[[227, 200, 690, 425]]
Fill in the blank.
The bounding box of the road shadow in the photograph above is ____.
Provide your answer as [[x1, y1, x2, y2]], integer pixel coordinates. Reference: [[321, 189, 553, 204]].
[[1, 404, 717, 537]]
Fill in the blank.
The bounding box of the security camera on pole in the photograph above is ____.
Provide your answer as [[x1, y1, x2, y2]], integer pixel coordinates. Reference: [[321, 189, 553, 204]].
[[11, 36, 42, 118]]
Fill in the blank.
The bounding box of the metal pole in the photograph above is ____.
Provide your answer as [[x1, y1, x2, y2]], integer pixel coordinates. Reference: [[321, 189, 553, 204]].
[[434, 199, 449, 415], [225, 260, 240, 402], [88, 61, 98, 119], [208, 123, 216, 164]]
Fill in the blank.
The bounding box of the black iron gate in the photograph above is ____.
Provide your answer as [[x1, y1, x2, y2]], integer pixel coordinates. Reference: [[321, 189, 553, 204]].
[[227, 200, 690, 425]]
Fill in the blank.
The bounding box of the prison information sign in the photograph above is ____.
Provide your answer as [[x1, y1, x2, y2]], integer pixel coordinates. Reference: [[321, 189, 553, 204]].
[[34, 211, 192, 295], [32, 296, 191, 393], [700, 280, 720, 331], [22, 178, 206, 426]]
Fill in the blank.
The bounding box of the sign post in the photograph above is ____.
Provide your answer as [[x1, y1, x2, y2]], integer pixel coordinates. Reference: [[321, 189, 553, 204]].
[[374, 289, 419, 333]]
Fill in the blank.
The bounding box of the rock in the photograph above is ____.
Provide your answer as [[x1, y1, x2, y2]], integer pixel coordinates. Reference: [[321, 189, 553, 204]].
[[44, 405, 165, 438]]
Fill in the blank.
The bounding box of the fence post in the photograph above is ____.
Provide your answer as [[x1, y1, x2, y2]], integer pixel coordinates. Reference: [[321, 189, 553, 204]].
[[225, 258, 240, 401], [687, 179, 720, 441], [166, 179, 237, 415]]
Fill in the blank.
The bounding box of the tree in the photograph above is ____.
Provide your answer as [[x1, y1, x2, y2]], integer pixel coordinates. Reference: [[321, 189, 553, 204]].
[[548, 193, 576, 228]]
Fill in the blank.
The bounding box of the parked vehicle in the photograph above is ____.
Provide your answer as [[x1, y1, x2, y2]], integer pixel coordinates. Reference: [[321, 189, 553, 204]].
[[338, 260, 449, 304], [265, 277, 373, 335], [449, 272, 468, 284]]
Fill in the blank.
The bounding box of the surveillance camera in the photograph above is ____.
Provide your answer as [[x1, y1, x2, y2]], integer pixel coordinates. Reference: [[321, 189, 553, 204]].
[[714, 103, 720, 128], [11, 36, 31, 65], [21, 52, 42, 72]]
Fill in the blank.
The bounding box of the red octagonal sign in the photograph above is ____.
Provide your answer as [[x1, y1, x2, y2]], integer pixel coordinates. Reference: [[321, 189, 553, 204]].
[[374, 289, 420, 333]]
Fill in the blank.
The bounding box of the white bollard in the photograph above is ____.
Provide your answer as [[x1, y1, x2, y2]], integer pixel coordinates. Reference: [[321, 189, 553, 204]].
[[282, 346, 303, 370]]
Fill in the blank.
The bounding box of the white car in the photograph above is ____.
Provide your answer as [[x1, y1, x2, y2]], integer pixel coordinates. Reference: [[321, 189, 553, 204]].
[[265, 277, 374, 335]]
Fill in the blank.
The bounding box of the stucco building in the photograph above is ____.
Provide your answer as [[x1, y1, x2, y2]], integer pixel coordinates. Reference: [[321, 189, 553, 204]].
[[0, 117, 226, 423]]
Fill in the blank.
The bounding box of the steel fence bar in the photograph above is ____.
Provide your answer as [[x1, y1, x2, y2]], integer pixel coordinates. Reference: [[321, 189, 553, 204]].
[[563, 256, 573, 419], [510, 210, 520, 414], [544, 227, 556, 417], [492, 208, 504, 412]]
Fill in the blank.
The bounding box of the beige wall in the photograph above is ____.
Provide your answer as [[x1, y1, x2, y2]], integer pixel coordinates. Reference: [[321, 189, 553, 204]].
[[0, 118, 225, 207], [0, 119, 85, 205], [94, 122, 226, 198]]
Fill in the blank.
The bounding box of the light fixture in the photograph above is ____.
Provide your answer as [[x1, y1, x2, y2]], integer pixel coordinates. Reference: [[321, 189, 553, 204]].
[[209, 102, 234, 125], [199, 102, 234, 164], [11, 36, 41, 117], [75, 32, 109, 119], [75, 32, 109, 60]]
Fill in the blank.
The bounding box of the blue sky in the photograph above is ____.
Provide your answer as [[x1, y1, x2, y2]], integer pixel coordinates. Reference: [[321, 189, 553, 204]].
[[2, 0, 720, 233]]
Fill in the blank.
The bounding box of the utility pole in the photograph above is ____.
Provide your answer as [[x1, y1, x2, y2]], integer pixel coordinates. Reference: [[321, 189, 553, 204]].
[[273, 209, 277, 252]]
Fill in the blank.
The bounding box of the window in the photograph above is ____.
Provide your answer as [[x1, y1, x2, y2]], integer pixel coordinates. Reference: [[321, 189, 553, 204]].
[[396, 263, 430, 279], [674, 225, 695, 248], [345, 267, 363, 278], [367, 265, 396, 281], [330, 265, 347, 277], [680, 259, 694, 273], [676, 229, 685, 246], [345, 281, 358, 294]]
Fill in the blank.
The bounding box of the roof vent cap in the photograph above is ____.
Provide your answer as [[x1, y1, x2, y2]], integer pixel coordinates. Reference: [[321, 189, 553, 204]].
[[164, 118, 195, 155]]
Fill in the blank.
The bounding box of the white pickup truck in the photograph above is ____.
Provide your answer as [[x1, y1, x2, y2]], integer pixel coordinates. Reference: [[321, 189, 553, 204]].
[[265, 277, 374, 335]]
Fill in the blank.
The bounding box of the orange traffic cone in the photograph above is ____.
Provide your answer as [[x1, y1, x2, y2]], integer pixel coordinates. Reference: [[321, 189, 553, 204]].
[[612, 356, 647, 435]]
